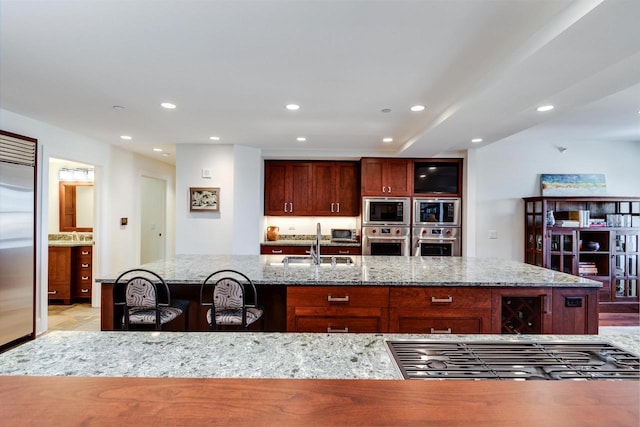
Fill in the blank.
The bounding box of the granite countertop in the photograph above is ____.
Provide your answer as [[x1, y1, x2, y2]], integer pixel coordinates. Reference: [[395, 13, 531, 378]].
[[96, 254, 602, 288], [0, 331, 637, 379], [48, 232, 94, 247]]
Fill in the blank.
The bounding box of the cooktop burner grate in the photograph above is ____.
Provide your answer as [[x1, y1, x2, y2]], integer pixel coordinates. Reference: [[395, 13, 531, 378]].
[[385, 341, 640, 381]]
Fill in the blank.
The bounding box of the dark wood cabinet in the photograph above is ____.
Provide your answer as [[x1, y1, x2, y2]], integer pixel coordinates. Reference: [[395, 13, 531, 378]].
[[48, 245, 93, 304], [312, 161, 360, 216], [287, 286, 389, 333], [264, 161, 313, 215], [360, 158, 412, 196], [523, 196, 640, 313], [48, 246, 72, 304], [491, 287, 554, 334], [260, 245, 361, 255], [388, 287, 492, 334], [552, 287, 599, 334], [73, 246, 93, 300]]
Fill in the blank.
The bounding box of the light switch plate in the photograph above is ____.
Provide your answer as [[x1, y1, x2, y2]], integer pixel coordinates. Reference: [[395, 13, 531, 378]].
[[202, 168, 212, 178]]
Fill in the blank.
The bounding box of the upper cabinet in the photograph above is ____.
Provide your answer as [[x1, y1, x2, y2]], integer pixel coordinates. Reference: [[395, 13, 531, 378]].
[[264, 161, 313, 215], [312, 161, 360, 216], [360, 158, 412, 196]]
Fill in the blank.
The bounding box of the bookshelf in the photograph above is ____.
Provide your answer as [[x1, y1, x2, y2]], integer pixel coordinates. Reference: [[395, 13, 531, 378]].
[[523, 196, 640, 313]]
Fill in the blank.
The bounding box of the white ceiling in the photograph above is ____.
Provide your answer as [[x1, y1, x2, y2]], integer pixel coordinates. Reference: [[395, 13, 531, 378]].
[[1, 0, 639, 165]]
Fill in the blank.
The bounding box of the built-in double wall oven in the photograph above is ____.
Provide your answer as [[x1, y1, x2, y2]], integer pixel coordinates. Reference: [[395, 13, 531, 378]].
[[412, 198, 461, 256], [362, 197, 411, 255]]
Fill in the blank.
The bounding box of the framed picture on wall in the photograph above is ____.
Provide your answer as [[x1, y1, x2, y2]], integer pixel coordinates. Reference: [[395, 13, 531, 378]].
[[190, 187, 220, 212]]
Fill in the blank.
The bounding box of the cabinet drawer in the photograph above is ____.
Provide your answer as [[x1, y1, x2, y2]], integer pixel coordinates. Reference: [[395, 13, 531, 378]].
[[290, 309, 386, 333], [260, 245, 311, 255], [288, 286, 388, 308], [321, 246, 361, 255], [389, 287, 491, 309], [389, 309, 490, 334], [48, 284, 71, 300]]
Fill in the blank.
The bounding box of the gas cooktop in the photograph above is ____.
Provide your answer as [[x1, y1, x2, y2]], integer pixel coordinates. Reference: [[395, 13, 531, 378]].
[[386, 340, 640, 381]]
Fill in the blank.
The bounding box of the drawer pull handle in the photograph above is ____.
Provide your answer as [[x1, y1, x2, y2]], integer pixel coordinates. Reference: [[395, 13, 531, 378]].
[[81, 263, 90, 268], [81, 276, 90, 280], [48, 290, 57, 295], [430, 328, 452, 334], [81, 288, 90, 293], [431, 296, 453, 303], [271, 249, 283, 254], [327, 295, 349, 303], [81, 251, 90, 255], [327, 327, 349, 333]]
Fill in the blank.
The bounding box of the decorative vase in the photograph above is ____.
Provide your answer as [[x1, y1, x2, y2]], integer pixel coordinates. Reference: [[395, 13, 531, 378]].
[[546, 210, 555, 226], [266, 226, 280, 241]]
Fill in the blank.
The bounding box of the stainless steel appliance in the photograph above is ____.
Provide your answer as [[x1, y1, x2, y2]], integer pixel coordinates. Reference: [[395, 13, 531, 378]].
[[330, 228, 358, 243], [413, 198, 460, 226], [386, 340, 640, 380], [362, 197, 410, 227], [362, 226, 410, 256], [0, 131, 37, 349], [412, 226, 460, 256]]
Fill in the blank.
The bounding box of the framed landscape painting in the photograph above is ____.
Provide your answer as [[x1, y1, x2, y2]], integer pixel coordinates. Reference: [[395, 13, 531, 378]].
[[190, 187, 220, 212], [540, 174, 606, 196]]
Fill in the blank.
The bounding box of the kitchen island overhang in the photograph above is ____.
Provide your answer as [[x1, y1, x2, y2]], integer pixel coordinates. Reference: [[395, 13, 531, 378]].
[[0, 331, 638, 426], [97, 255, 602, 333]]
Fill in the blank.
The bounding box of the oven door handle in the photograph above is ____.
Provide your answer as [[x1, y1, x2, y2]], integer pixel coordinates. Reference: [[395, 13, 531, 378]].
[[366, 238, 409, 243]]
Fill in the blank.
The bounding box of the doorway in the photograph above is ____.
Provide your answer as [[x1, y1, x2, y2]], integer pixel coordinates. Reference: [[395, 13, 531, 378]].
[[140, 175, 166, 264]]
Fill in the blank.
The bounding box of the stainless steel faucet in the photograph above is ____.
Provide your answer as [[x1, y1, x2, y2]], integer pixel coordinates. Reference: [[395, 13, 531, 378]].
[[310, 222, 321, 265]]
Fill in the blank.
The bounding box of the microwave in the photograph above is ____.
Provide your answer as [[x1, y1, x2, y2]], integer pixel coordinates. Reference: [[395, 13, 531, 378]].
[[362, 197, 411, 226], [413, 198, 461, 226], [331, 228, 358, 242]]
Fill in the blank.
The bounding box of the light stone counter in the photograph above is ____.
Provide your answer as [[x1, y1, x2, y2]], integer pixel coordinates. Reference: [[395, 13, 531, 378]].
[[0, 331, 637, 379], [96, 254, 601, 287]]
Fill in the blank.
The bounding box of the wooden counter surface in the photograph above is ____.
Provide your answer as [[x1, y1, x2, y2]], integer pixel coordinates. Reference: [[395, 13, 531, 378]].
[[1, 376, 637, 426]]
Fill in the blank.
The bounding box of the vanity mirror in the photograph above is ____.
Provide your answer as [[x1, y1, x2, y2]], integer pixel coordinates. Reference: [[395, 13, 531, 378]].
[[59, 181, 94, 232]]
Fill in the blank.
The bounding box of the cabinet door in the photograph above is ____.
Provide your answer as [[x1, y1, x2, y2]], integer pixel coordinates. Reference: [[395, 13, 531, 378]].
[[547, 229, 577, 274], [264, 162, 288, 215], [383, 159, 412, 196], [334, 162, 360, 215], [321, 246, 361, 255], [48, 246, 71, 303], [551, 288, 598, 334], [360, 158, 386, 195], [288, 162, 313, 215], [312, 162, 336, 215], [260, 245, 311, 255], [611, 230, 639, 304]]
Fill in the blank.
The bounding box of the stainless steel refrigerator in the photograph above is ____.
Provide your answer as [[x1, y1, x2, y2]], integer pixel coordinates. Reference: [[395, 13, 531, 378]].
[[0, 131, 37, 349]]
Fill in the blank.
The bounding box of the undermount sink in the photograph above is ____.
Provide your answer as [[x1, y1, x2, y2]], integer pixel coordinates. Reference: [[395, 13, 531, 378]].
[[275, 255, 355, 266]]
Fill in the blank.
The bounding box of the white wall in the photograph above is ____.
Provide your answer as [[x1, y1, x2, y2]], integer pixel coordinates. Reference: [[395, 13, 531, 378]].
[[175, 144, 262, 254], [1, 109, 176, 334], [472, 137, 640, 262]]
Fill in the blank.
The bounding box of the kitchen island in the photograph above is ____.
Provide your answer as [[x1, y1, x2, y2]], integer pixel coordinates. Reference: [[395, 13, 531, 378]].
[[98, 255, 602, 334], [0, 331, 638, 426]]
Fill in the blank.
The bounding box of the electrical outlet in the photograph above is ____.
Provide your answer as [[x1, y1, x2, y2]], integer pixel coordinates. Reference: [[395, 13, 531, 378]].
[[288, 226, 295, 231]]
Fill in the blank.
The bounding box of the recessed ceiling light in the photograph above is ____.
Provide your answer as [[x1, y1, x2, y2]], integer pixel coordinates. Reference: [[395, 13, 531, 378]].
[[161, 102, 176, 109], [285, 104, 300, 111], [410, 105, 426, 112], [112, 105, 124, 110], [120, 135, 132, 140], [153, 148, 163, 152], [209, 136, 221, 141], [471, 138, 483, 143], [296, 137, 307, 142], [537, 105, 554, 112], [382, 137, 393, 143], [381, 108, 392, 113]]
